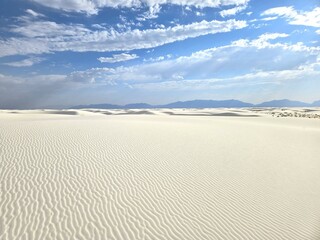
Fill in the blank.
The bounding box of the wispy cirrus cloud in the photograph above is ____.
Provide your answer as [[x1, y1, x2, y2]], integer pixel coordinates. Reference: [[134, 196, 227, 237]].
[[98, 53, 139, 63], [29, 0, 250, 15], [1, 16, 247, 57], [25, 9, 45, 17], [220, 4, 247, 18], [68, 33, 320, 85], [133, 69, 320, 91], [137, 4, 162, 21], [2, 57, 44, 67], [261, 6, 320, 27]]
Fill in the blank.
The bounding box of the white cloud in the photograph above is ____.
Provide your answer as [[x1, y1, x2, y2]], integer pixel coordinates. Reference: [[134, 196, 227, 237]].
[[2, 57, 44, 67], [195, 11, 205, 17], [92, 24, 107, 30], [260, 16, 278, 21], [68, 33, 320, 85], [98, 53, 139, 63], [29, 0, 250, 15], [144, 55, 166, 62], [262, 6, 320, 27], [30, 0, 98, 15], [258, 32, 289, 40], [262, 6, 296, 19], [232, 33, 290, 49], [25, 9, 45, 17], [220, 4, 247, 17], [133, 68, 320, 91], [0, 38, 50, 56], [316, 29, 320, 35], [249, 33, 289, 48], [11, 20, 91, 38], [1, 17, 247, 57], [137, 4, 161, 21]]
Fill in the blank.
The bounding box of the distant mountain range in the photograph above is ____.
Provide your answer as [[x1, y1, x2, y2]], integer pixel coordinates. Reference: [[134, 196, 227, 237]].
[[71, 99, 320, 109], [255, 99, 314, 107]]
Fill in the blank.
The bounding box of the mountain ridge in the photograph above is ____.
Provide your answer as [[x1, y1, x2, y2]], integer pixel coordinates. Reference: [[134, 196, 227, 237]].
[[71, 99, 320, 109]]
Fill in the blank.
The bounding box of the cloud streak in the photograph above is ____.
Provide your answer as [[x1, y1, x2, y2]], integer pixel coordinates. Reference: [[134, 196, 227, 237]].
[[133, 68, 320, 91], [29, 0, 250, 15], [1, 17, 247, 57], [262, 6, 320, 27], [98, 53, 139, 63], [68, 33, 320, 85], [2, 57, 44, 67], [220, 4, 247, 18]]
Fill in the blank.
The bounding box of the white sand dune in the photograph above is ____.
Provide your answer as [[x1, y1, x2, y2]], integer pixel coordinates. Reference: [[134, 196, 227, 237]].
[[250, 107, 320, 119], [1, 108, 320, 240]]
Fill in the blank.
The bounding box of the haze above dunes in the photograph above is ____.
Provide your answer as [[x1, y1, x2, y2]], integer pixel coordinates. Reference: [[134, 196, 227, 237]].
[[1, 108, 320, 240], [71, 99, 320, 110]]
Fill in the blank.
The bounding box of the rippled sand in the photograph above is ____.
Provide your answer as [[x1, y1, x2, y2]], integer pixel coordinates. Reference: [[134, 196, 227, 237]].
[[1, 109, 320, 240]]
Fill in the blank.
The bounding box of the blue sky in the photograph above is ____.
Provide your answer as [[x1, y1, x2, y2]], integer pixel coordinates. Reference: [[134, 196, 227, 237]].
[[0, 0, 319, 108]]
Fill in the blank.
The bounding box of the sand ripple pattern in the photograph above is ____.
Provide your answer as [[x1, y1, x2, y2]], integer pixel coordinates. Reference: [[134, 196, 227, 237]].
[[1, 112, 320, 240]]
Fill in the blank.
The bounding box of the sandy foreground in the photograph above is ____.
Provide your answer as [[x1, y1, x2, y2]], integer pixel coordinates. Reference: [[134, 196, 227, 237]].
[[0, 108, 320, 240]]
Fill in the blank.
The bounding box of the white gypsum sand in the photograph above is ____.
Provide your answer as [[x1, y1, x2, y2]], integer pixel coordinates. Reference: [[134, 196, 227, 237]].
[[0, 108, 320, 240]]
